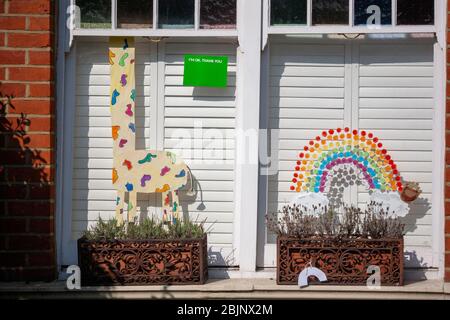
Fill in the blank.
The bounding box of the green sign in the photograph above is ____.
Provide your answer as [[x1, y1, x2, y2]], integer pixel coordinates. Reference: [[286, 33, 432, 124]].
[[183, 55, 228, 88]]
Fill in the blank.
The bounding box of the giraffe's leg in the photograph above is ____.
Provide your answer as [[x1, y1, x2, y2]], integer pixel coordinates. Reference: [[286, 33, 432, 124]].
[[171, 190, 180, 223], [162, 191, 171, 224], [128, 191, 137, 223], [115, 190, 125, 225]]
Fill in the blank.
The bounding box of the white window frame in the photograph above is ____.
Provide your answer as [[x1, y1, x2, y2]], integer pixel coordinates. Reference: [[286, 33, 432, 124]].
[[57, 0, 250, 273], [266, 0, 437, 35], [72, 0, 238, 37], [257, 0, 447, 280]]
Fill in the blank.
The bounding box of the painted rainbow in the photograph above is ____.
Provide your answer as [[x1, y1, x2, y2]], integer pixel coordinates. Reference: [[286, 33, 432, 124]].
[[291, 128, 403, 193]]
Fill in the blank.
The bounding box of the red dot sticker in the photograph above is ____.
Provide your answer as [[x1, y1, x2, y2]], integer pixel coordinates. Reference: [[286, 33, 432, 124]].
[[304, 146, 309, 151], [322, 131, 327, 137], [381, 149, 387, 154], [294, 173, 298, 178], [295, 166, 300, 171], [361, 131, 366, 136], [329, 129, 334, 135], [316, 136, 321, 141], [309, 141, 314, 146], [378, 143, 383, 148], [344, 127, 350, 132], [337, 128, 342, 133], [297, 161, 301, 165], [368, 133, 373, 138], [290, 186, 295, 191], [292, 178, 297, 183], [353, 130, 358, 135], [373, 138, 378, 143], [299, 153, 304, 158], [385, 155, 391, 161]]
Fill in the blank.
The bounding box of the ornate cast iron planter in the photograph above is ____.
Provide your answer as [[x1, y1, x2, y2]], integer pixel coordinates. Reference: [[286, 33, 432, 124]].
[[277, 236, 403, 286], [78, 235, 208, 286]]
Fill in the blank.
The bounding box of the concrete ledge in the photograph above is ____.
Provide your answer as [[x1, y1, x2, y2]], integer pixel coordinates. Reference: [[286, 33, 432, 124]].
[[1, 279, 449, 300]]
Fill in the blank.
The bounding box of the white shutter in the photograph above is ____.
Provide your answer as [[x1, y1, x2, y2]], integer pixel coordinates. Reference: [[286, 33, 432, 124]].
[[162, 40, 237, 266], [357, 42, 435, 267], [266, 38, 436, 271], [268, 42, 347, 220], [71, 39, 237, 267], [72, 40, 155, 238]]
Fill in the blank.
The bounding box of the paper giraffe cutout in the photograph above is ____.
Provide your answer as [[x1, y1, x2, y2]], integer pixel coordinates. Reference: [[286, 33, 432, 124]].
[[109, 37, 193, 224], [291, 128, 403, 193]]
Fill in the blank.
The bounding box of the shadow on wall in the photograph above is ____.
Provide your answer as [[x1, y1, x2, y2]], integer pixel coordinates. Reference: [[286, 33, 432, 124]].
[[403, 197, 431, 235], [0, 94, 49, 185], [404, 251, 428, 281], [0, 93, 50, 194], [0, 93, 51, 279], [402, 196, 431, 276]]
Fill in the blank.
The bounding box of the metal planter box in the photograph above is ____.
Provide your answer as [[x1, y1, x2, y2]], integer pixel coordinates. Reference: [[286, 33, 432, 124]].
[[277, 236, 403, 286], [77, 235, 208, 286]]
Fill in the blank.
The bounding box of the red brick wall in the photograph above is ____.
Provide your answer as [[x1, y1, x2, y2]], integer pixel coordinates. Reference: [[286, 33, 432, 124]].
[[0, 0, 56, 281]]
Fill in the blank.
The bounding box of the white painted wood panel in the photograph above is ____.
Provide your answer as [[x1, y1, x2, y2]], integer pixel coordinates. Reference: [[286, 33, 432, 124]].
[[72, 39, 237, 266], [162, 40, 238, 266], [263, 40, 436, 271], [357, 42, 435, 268], [266, 43, 347, 257]]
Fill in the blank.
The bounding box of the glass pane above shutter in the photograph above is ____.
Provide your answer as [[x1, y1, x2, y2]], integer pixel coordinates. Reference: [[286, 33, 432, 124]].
[[76, 0, 111, 29], [117, 0, 153, 29], [397, 0, 434, 25], [200, 0, 237, 29], [270, 0, 307, 26], [158, 0, 195, 29], [354, 0, 392, 26], [312, 0, 349, 25]]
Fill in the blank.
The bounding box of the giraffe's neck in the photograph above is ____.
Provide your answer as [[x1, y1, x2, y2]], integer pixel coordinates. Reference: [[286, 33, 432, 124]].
[[110, 37, 136, 156]]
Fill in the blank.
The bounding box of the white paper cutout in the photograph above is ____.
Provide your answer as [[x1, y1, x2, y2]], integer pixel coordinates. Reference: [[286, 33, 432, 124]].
[[298, 267, 328, 288], [290, 192, 329, 215], [369, 190, 410, 218]]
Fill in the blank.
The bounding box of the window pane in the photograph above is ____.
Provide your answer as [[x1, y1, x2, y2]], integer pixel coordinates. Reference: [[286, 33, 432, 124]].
[[200, 0, 236, 29], [118, 0, 153, 28], [76, 0, 111, 28], [158, 0, 195, 29], [354, 0, 391, 26], [270, 0, 307, 26], [397, 0, 434, 25], [312, 0, 349, 25]]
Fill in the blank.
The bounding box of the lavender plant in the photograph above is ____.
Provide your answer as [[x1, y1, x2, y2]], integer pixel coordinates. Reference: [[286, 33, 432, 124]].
[[83, 216, 206, 240], [361, 202, 405, 239], [266, 201, 404, 239]]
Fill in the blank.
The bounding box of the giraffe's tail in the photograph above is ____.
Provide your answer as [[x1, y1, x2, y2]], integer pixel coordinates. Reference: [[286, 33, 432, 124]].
[[185, 165, 196, 197]]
